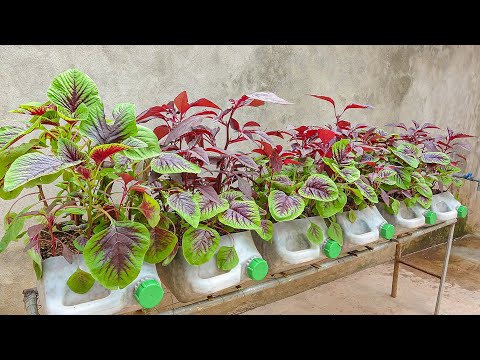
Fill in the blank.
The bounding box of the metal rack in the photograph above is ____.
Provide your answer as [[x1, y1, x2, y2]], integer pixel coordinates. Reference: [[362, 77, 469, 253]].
[[390, 218, 457, 315]]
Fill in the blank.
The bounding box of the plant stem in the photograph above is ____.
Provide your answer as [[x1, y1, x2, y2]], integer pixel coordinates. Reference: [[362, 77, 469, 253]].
[[37, 186, 49, 208]]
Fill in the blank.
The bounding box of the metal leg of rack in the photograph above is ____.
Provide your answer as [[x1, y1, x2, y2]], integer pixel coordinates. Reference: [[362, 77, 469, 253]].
[[390, 223, 456, 315]]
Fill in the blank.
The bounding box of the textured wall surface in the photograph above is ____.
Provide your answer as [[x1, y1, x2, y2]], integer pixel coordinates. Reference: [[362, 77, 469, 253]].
[[1, 45, 479, 314]]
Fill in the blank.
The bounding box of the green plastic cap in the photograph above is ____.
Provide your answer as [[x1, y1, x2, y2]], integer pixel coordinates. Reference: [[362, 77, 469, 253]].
[[247, 258, 268, 281], [380, 223, 395, 240], [134, 279, 164, 309], [424, 210, 437, 225], [323, 240, 342, 259], [457, 205, 468, 219]]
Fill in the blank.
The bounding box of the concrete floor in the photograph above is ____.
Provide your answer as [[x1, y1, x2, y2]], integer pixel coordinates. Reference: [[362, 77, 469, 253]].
[[245, 233, 480, 315]]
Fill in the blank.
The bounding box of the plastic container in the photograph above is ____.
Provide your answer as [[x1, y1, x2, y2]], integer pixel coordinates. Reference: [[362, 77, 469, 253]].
[[252, 216, 341, 274], [376, 201, 437, 236], [430, 191, 468, 221], [337, 206, 394, 246], [37, 254, 164, 315], [157, 231, 268, 303]]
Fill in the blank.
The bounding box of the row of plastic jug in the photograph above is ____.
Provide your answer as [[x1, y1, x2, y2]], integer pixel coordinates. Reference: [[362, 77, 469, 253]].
[[38, 191, 467, 314]]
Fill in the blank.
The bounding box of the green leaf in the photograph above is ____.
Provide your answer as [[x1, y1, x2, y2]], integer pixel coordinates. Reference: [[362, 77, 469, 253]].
[[27, 243, 42, 279], [218, 200, 261, 230], [151, 152, 201, 174], [332, 139, 354, 165], [354, 179, 378, 203], [385, 198, 400, 215], [0, 126, 26, 151], [4, 152, 81, 191], [271, 174, 294, 192], [199, 196, 229, 221], [376, 168, 397, 185], [298, 174, 338, 201], [348, 209, 357, 223], [0, 141, 38, 179], [73, 236, 88, 251], [268, 190, 305, 222], [219, 190, 243, 202], [327, 222, 343, 246], [144, 227, 178, 264], [316, 190, 347, 218], [56, 207, 87, 217], [389, 166, 411, 190], [392, 143, 419, 168], [0, 212, 26, 252], [414, 182, 433, 199], [452, 177, 463, 187], [57, 138, 86, 163], [67, 268, 95, 294], [216, 246, 239, 271], [421, 152, 450, 165], [83, 221, 150, 290], [323, 158, 360, 183], [417, 195, 432, 209], [167, 191, 201, 228], [123, 126, 162, 160], [182, 225, 220, 266], [80, 101, 138, 145], [0, 185, 23, 200], [306, 221, 324, 245], [404, 196, 417, 208], [254, 219, 273, 241], [139, 193, 161, 228], [47, 68, 100, 114]]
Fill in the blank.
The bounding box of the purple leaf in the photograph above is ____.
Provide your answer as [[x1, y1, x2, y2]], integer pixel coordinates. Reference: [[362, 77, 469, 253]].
[[145, 228, 178, 264], [237, 177, 252, 199], [380, 189, 390, 206], [27, 224, 44, 238], [298, 174, 338, 201], [235, 154, 259, 170], [189, 147, 210, 165], [218, 200, 261, 230], [268, 190, 305, 222], [167, 191, 201, 228], [197, 185, 220, 204], [61, 242, 74, 264], [182, 226, 220, 266], [57, 138, 86, 163], [162, 115, 206, 145]]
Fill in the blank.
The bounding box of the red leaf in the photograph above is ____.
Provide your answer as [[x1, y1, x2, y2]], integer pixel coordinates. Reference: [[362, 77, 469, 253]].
[[174, 91, 190, 115], [154, 125, 170, 140], [136, 105, 168, 123], [76, 165, 91, 180], [252, 149, 266, 156], [270, 149, 282, 173], [342, 103, 374, 112], [119, 173, 134, 185], [130, 184, 148, 193], [266, 130, 285, 139], [317, 128, 336, 143], [305, 129, 318, 138], [258, 141, 273, 157], [230, 118, 241, 131], [247, 99, 265, 107], [284, 159, 301, 165], [310, 95, 336, 110], [189, 98, 221, 110], [451, 133, 475, 140], [244, 121, 261, 128], [337, 120, 351, 130], [205, 147, 230, 155], [90, 144, 130, 165]]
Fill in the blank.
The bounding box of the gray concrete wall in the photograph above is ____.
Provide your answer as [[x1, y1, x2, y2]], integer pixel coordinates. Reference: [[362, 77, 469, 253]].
[[1, 45, 479, 314]]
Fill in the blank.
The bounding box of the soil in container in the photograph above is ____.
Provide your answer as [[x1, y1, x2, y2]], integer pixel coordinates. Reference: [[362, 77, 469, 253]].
[[39, 230, 79, 260]]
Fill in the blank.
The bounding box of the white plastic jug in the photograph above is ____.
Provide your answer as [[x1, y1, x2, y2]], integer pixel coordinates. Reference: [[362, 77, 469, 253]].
[[252, 216, 342, 274], [157, 231, 268, 303], [376, 201, 437, 236], [337, 206, 394, 246], [430, 191, 468, 221], [37, 254, 164, 315]]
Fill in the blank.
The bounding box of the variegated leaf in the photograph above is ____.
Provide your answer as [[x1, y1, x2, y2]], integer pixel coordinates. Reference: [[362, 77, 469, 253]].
[[268, 190, 305, 222], [298, 174, 338, 202]]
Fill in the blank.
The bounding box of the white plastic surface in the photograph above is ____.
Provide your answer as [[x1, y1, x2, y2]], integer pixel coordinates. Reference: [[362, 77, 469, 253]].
[[156, 231, 265, 303], [431, 191, 461, 221], [376, 201, 426, 236], [337, 206, 387, 246], [252, 216, 328, 274], [37, 254, 161, 315]]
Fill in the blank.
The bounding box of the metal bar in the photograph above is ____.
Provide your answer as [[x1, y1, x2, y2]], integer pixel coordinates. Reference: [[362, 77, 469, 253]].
[[391, 244, 402, 298], [434, 224, 456, 315], [398, 260, 441, 279], [393, 219, 457, 244], [23, 288, 39, 315]]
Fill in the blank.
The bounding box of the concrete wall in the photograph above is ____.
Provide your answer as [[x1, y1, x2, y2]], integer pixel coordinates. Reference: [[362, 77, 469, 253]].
[[1, 45, 479, 314]]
